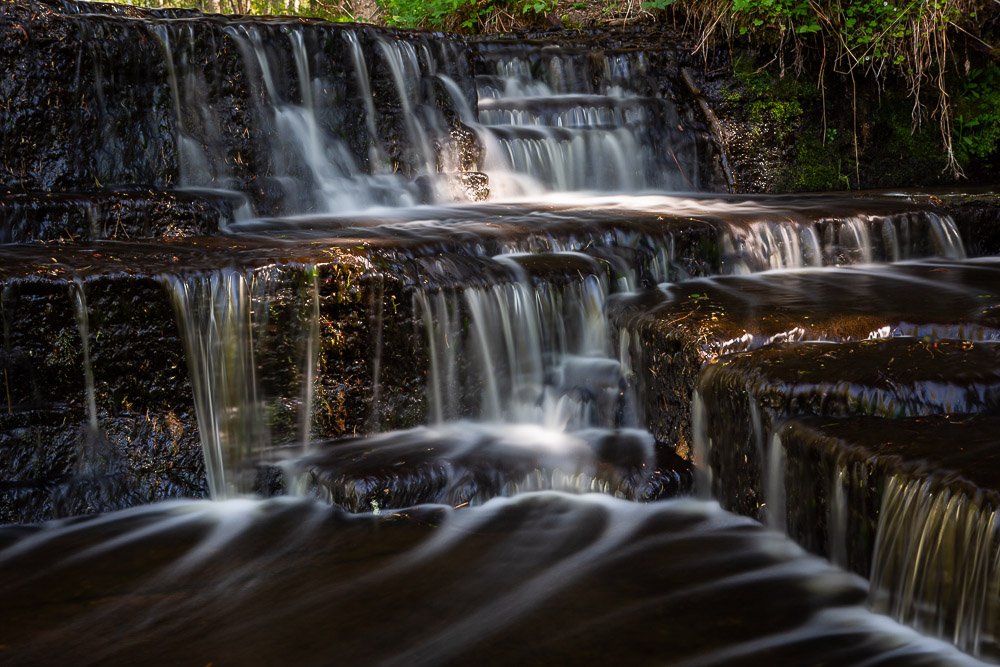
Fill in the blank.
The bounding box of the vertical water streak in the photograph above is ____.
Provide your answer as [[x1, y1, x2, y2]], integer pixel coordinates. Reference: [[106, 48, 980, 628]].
[[800, 226, 823, 267], [828, 461, 850, 568], [692, 389, 713, 499], [869, 474, 1000, 657], [344, 31, 384, 168], [464, 289, 506, 421], [928, 213, 967, 259], [882, 218, 902, 262], [376, 37, 437, 174], [415, 254, 621, 430], [152, 23, 228, 189], [299, 267, 321, 450], [415, 289, 460, 423], [70, 279, 99, 432], [366, 278, 385, 434], [68, 278, 115, 495], [162, 269, 269, 499], [765, 432, 786, 532], [617, 327, 641, 428], [839, 218, 874, 265]]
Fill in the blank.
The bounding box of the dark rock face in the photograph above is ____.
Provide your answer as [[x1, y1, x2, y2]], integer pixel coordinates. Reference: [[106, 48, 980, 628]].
[[0, 190, 238, 242], [0, 244, 431, 521], [0, 0, 483, 216], [778, 415, 1000, 575], [777, 415, 1000, 659], [0, 1, 179, 191]]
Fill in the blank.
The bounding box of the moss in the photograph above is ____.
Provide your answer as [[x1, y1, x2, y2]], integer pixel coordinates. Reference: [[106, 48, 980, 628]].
[[748, 99, 803, 142], [790, 136, 849, 191]]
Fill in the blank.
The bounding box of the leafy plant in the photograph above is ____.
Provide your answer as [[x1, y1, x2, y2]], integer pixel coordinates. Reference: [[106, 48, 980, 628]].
[[954, 64, 1000, 164], [378, 0, 554, 31], [641, 0, 676, 11]]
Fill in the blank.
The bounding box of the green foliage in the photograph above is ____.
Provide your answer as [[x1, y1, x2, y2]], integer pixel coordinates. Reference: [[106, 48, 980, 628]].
[[720, 0, 993, 176], [792, 136, 849, 191], [954, 65, 1000, 165], [748, 98, 801, 143], [378, 0, 556, 31], [731, 0, 818, 35], [127, 0, 354, 21], [641, 0, 676, 11]]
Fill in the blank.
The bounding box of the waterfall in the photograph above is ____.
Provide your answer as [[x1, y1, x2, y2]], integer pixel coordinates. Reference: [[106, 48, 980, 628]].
[[298, 267, 321, 450], [870, 474, 1000, 658], [162, 269, 268, 498], [9, 4, 1000, 663], [691, 389, 713, 499], [717, 210, 965, 272], [472, 48, 700, 195], [70, 279, 99, 433], [764, 432, 787, 532], [414, 252, 627, 431], [828, 461, 850, 568], [115, 15, 718, 217]]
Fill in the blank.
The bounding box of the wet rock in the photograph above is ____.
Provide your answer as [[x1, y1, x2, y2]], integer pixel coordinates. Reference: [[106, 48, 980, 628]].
[[0, 413, 205, 523], [259, 424, 691, 510], [457, 171, 489, 201], [0, 241, 428, 521], [616, 259, 1000, 456], [0, 0, 479, 214], [0, 189, 239, 243], [777, 414, 1000, 577], [0, 494, 981, 665], [698, 338, 1000, 517], [776, 414, 1000, 659]]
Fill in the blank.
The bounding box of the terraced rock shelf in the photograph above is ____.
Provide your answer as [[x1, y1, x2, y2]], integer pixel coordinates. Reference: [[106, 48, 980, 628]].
[[3, 0, 1000, 664]]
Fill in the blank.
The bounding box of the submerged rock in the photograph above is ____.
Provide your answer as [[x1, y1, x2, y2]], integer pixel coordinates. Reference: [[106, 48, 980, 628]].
[[258, 424, 692, 510], [0, 494, 984, 665]]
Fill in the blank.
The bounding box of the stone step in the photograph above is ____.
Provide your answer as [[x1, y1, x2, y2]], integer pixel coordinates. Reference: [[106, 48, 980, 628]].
[[775, 414, 1000, 658], [0, 189, 239, 243], [0, 494, 982, 665], [0, 241, 426, 520], [775, 414, 1000, 575], [477, 95, 665, 128], [0, 199, 997, 522], [615, 259, 1000, 456], [697, 337, 1000, 517]]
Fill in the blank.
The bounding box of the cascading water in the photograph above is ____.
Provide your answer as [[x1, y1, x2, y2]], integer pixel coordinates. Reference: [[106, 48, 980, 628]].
[[3, 1, 1000, 664], [870, 474, 1000, 658], [162, 269, 269, 498], [414, 252, 622, 429], [472, 42, 701, 195]]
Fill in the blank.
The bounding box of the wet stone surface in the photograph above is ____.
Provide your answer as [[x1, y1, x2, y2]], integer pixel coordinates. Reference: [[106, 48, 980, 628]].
[[697, 338, 1000, 518], [615, 259, 1000, 457], [0, 494, 984, 666], [0, 189, 239, 243], [257, 425, 692, 510], [0, 245, 428, 521], [777, 414, 1000, 577]]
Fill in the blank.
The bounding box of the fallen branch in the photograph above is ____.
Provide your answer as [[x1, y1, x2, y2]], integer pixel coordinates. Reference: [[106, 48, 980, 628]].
[[681, 67, 736, 192]]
